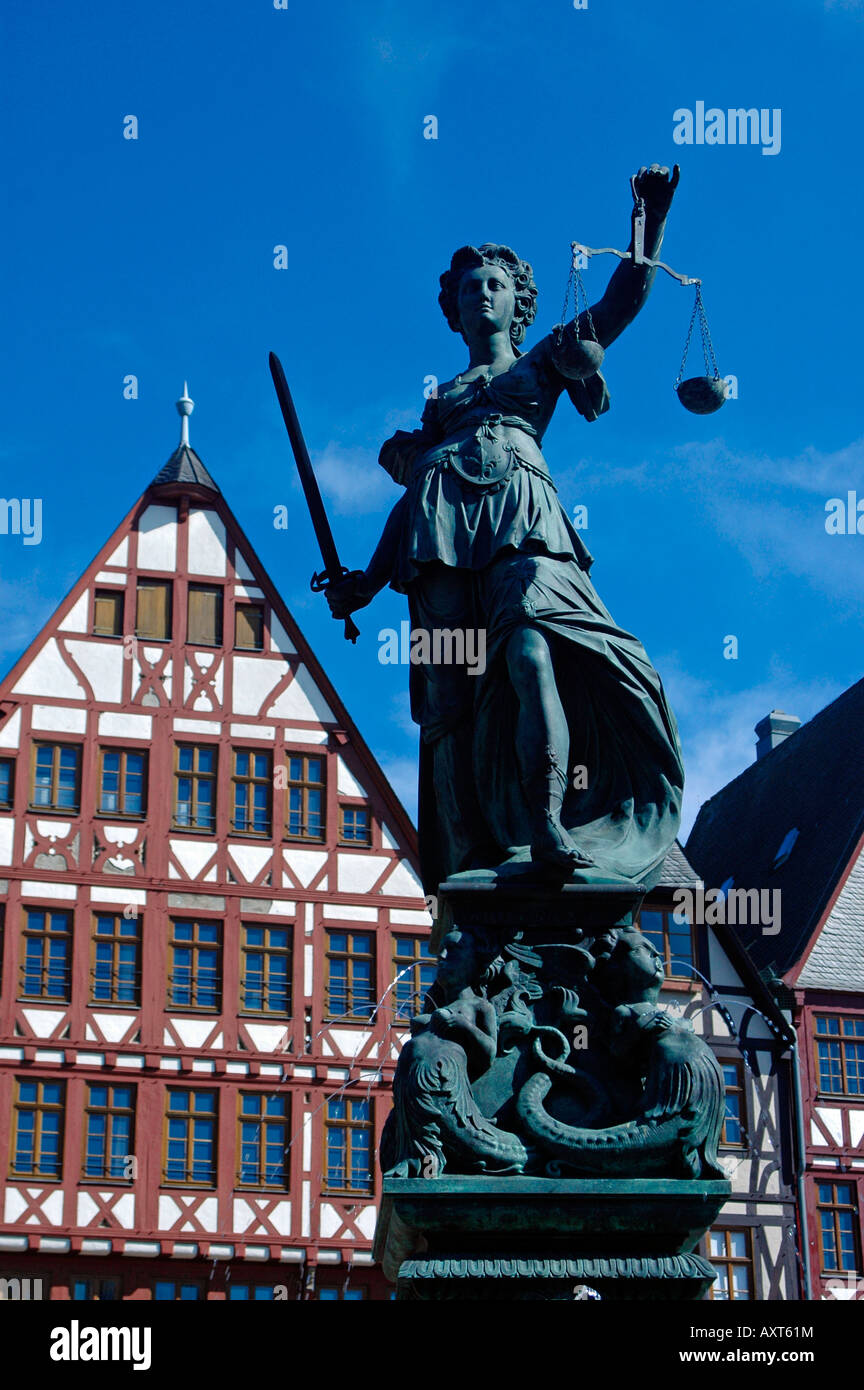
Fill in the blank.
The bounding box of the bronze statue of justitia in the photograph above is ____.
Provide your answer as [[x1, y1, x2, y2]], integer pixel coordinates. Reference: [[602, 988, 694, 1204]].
[[327, 165, 685, 895]]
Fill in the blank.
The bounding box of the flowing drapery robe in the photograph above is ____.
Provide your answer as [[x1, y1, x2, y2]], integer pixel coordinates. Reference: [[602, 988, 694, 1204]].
[[379, 326, 684, 895]]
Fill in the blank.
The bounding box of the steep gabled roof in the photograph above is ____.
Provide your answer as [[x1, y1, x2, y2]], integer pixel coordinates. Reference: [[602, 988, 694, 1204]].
[[0, 388, 422, 886], [685, 678, 864, 982]]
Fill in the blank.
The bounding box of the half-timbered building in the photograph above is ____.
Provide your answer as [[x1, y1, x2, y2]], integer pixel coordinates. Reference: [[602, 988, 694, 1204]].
[[637, 841, 799, 1300], [687, 682, 864, 1300], [0, 388, 814, 1302], [0, 390, 432, 1300]]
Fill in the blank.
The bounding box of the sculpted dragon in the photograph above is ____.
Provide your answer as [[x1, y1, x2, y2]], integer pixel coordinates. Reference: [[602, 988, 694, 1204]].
[[382, 923, 727, 1182]]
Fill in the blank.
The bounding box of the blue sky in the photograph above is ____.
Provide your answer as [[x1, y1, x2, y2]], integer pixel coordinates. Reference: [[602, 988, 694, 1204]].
[[2, 0, 862, 831]]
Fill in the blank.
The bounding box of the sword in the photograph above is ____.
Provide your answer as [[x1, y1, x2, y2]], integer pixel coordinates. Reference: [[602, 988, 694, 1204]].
[[268, 351, 361, 643]]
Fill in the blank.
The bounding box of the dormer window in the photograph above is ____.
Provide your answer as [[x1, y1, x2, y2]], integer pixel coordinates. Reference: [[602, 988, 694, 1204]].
[[772, 828, 799, 871]]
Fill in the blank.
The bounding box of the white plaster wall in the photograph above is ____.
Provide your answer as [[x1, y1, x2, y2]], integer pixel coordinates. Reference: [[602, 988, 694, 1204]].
[[0, 818, 14, 865], [0, 709, 21, 748], [270, 614, 296, 655], [98, 712, 152, 739], [66, 640, 124, 704], [13, 638, 86, 700], [706, 933, 746, 989], [22, 880, 77, 900], [57, 591, 89, 633], [228, 843, 272, 882], [105, 537, 128, 567], [31, 705, 87, 734], [174, 718, 219, 734], [283, 848, 327, 888], [169, 840, 218, 879], [243, 1023, 289, 1052], [167, 1017, 217, 1049], [90, 886, 147, 906], [323, 904, 378, 922], [232, 656, 286, 716], [188, 508, 227, 576], [283, 726, 327, 744], [337, 854, 390, 893], [137, 505, 178, 570], [269, 664, 334, 722], [91, 1013, 137, 1043], [380, 859, 423, 896], [233, 549, 254, 581], [337, 755, 368, 798]]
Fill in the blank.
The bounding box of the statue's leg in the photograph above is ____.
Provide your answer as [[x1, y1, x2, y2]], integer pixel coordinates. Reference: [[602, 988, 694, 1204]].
[[409, 564, 500, 885], [505, 627, 594, 870]]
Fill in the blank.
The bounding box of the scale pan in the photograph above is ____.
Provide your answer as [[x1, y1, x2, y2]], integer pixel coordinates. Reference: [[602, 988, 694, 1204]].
[[676, 376, 726, 414], [565, 338, 605, 380]]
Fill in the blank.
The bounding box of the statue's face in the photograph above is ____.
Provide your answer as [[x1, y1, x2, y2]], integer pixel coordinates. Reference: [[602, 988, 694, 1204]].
[[625, 931, 665, 987], [437, 928, 476, 993], [633, 934, 666, 989], [600, 928, 665, 1004], [456, 263, 515, 341]]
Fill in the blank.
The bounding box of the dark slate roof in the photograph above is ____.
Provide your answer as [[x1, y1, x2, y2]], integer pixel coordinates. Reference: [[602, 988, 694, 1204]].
[[648, 840, 792, 1031], [797, 854, 864, 991], [652, 839, 702, 889], [685, 677, 864, 981], [151, 444, 219, 493]]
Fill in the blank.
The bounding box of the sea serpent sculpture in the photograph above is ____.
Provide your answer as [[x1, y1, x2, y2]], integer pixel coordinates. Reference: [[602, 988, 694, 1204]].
[[382, 924, 726, 1181]]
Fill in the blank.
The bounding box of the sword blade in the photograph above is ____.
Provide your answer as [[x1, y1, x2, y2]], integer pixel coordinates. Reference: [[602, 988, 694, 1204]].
[[268, 352, 359, 642], [269, 352, 342, 579]]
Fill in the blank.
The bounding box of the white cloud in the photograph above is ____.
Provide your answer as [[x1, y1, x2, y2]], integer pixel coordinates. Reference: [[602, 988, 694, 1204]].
[[388, 691, 416, 738], [565, 435, 864, 612], [307, 442, 399, 516]]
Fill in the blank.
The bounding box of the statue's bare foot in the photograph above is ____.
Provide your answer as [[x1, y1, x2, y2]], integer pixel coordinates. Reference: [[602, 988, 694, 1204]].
[[532, 810, 594, 871]]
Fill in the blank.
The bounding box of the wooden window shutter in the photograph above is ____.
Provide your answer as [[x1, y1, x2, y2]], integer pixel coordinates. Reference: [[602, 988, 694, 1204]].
[[235, 605, 264, 650], [188, 586, 223, 645], [94, 590, 123, 636], [136, 581, 171, 639]]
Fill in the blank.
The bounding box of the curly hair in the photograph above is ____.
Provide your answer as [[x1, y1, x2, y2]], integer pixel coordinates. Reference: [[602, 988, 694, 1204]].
[[438, 243, 538, 347]]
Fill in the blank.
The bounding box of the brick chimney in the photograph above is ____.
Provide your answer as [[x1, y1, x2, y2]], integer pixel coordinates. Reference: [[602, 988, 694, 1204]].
[[755, 709, 801, 760]]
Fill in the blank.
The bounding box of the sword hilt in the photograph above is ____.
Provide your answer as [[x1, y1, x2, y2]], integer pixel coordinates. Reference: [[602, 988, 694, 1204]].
[[311, 567, 362, 644]]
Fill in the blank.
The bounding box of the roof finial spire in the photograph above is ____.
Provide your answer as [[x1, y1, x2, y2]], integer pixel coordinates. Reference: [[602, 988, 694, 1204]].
[[176, 382, 194, 447]]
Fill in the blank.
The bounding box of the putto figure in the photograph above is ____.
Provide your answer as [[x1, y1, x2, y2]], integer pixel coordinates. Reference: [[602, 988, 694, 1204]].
[[328, 166, 685, 894]]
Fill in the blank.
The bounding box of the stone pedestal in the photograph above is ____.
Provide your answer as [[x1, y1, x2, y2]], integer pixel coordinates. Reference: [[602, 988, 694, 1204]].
[[431, 874, 645, 952], [374, 1177, 730, 1301], [377, 873, 730, 1300]]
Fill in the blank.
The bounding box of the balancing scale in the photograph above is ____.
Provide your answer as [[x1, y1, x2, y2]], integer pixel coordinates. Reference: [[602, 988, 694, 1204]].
[[557, 175, 726, 415]]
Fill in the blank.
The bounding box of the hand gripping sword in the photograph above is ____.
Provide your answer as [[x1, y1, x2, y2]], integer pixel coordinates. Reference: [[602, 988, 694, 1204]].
[[268, 352, 361, 643]]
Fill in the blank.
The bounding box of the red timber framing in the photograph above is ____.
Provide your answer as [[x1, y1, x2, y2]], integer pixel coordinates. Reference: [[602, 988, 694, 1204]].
[[0, 436, 430, 1299], [638, 879, 799, 1302], [794, 988, 864, 1299], [786, 829, 864, 1300]]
